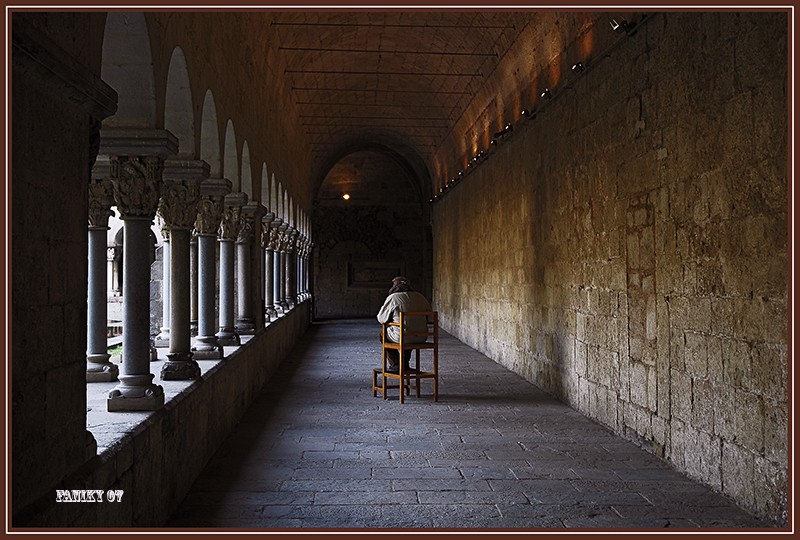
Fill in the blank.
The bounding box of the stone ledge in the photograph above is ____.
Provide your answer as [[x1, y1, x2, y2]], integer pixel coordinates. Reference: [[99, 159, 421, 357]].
[[11, 300, 311, 528]]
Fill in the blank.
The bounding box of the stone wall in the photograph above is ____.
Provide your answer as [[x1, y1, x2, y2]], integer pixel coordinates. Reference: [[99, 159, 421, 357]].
[[13, 303, 311, 527], [313, 150, 429, 318], [431, 12, 787, 524], [11, 14, 115, 515]]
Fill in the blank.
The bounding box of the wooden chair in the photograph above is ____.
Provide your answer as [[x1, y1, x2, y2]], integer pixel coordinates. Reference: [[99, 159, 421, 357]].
[[372, 311, 438, 403]]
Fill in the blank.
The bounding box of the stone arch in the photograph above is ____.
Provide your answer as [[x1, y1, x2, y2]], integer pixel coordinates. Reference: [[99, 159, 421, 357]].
[[271, 175, 279, 218], [241, 141, 253, 199], [277, 182, 286, 219], [164, 46, 194, 158], [200, 89, 221, 177], [100, 12, 156, 127], [223, 120, 239, 191], [261, 164, 270, 210]]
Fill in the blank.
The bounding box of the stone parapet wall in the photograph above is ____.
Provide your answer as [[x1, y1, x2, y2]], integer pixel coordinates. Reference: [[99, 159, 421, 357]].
[[432, 12, 787, 525], [13, 302, 311, 527]]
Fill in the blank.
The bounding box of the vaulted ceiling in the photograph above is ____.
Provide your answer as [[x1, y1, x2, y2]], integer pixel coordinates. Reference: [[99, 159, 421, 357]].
[[264, 11, 530, 193]]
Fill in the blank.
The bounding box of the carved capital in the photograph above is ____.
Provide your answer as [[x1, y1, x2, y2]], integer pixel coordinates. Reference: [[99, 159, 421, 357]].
[[237, 213, 255, 244], [285, 229, 298, 253], [88, 177, 115, 228], [266, 227, 280, 250], [109, 155, 163, 219], [218, 205, 243, 241], [107, 246, 118, 261], [266, 221, 272, 249], [194, 195, 224, 236], [158, 180, 201, 230]]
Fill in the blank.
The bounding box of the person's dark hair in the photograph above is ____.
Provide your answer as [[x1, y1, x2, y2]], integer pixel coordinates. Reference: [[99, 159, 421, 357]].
[[389, 276, 411, 294]]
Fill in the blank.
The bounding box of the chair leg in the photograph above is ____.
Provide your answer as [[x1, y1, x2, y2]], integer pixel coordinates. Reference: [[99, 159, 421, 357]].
[[415, 350, 421, 398]]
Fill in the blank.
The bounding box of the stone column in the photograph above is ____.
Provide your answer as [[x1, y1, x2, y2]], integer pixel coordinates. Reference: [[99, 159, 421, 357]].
[[86, 177, 119, 382], [303, 238, 311, 300], [307, 241, 314, 299], [285, 227, 298, 309], [276, 224, 289, 312], [270, 217, 284, 315], [192, 177, 230, 359], [104, 134, 174, 411], [106, 246, 118, 295], [235, 203, 259, 334], [261, 211, 275, 322], [216, 192, 246, 346], [158, 161, 205, 380], [297, 236, 306, 301], [190, 233, 198, 336], [154, 218, 170, 348]]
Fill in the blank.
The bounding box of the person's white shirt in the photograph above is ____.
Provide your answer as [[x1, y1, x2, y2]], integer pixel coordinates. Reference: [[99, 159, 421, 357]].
[[376, 291, 432, 343]]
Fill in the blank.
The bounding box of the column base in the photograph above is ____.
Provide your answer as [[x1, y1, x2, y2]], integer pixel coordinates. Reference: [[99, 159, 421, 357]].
[[160, 353, 201, 380], [108, 392, 165, 412], [266, 307, 277, 320], [190, 321, 198, 336], [150, 345, 159, 361], [154, 331, 170, 348], [235, 320, 256, 335], [216, 328, 240, 346], [107, 378, 165, 412], [192, 335, 224, 359], [87, 353, 119, 382]]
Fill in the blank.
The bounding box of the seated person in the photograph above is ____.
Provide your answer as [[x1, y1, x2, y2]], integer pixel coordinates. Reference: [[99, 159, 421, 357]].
[[376, 276, 432, 373]]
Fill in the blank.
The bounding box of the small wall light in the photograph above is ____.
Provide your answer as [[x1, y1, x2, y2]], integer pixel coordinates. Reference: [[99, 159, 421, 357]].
[[540, 89, 552, 99], [610, 18, 635, 34], [342, 193, 350, 200], [493, 123, 513, 139], [571, 62, 584, 72]]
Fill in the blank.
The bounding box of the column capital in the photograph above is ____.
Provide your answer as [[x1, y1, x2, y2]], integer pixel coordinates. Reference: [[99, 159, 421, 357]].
[[194, 195, 224, 236], [88, 177, 115, 229], [219, 205, 242, 242], [194, 177, 230, 236], [108, 155, 163, 220], [285, 227, 299, 253], [158, 179, 201, 230], [238, 202, 264, 244]]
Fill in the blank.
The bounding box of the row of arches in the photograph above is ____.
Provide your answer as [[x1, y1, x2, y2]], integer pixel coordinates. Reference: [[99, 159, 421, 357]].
[[88, 13, 313, 412]]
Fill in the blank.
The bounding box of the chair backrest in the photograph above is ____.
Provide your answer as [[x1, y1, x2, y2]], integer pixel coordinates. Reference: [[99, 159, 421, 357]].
[[397, 311, 438, 346]]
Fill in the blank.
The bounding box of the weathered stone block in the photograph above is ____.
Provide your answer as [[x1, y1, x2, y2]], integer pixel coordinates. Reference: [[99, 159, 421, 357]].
[[684, 426, 722, 490], [749, 343, 787, 400], [762, 399, 788, 465], [733, 389, 764, 454], [691, 378, 714, 433], [670, 368, 691, 422], [684, 331, 708, 378], [721, 441, 755, 510], [713, 383, 736, 441], [753, 454, 788, 527], [629, 361, 648, 408]]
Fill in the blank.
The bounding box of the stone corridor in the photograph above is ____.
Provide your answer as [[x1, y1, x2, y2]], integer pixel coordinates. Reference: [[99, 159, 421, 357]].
[[166, 320, 764, 530]]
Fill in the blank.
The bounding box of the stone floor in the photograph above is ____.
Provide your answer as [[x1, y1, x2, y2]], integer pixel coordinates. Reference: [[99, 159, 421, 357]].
[[165, 319, 768, 531]]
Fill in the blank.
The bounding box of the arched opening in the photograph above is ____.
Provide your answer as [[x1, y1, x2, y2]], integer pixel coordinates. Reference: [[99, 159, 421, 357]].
[[200, 89, 221, 177], [260, 163, 270, 210], [100, 12, 156, 128], [241, 141, 253, 200], [164, 46, 195, 158], [312, 149, 430, 319], [223, 120, 239, 190]]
